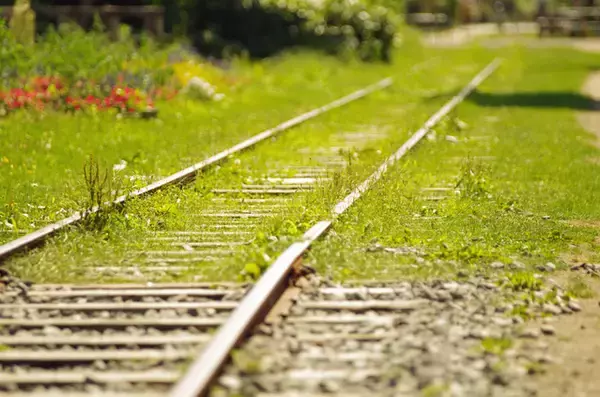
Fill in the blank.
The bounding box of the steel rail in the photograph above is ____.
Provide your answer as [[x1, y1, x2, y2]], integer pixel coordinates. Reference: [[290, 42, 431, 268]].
[[169, 58, 502, 397], [0, 78, 392, 263]]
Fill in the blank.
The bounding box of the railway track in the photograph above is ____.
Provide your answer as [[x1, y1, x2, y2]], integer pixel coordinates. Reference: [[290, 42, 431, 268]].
[[210, 278, 530, 397], [0, 60, 500, 397], [0, 282, 246, 396]]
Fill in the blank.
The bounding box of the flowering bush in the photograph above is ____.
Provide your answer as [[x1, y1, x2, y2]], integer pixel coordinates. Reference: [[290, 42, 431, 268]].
[[0, 19, 185, 116], [0, 75, 161, 115], [0, 19, 236, 117]]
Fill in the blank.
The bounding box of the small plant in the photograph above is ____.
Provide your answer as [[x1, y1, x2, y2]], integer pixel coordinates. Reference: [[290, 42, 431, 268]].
[[455, 157, 491, 199], [542, 288, 559, 305], [421, 382, 449, 397], [506, 272, 542, 291], [510, 303, 531, 320], [231, 350, 262, 374], [240, 246, 274, 281], [242, 262, 263, 280], [81, 155, 123, 231], [481, 337, 513, 355]]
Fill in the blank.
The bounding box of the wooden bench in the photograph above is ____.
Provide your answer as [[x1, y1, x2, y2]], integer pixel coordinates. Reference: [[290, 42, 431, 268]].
[[0, 4, 164, 39], [538, 6, 600, 36]]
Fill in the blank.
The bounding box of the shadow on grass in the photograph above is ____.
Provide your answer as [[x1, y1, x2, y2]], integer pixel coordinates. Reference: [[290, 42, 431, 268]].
[[424, 90, 598, 110], [467, 91, 597, 110]]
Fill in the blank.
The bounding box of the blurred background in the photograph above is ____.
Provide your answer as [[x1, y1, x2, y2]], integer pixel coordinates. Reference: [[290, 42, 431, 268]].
[[1, 1, 597, 60]]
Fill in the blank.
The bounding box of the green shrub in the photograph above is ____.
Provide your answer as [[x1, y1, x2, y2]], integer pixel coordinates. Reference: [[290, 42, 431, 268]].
[[0, 19, 177, 91], [185, 0, 398, 61]]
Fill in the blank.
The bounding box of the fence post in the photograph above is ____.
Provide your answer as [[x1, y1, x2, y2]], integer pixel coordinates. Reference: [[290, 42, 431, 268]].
[[9, 0, 35, 45]]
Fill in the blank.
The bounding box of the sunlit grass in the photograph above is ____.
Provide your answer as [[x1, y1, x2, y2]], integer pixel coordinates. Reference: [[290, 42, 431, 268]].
[[0, 48, 417, 242], [11, 38, 596, 285], [310, 45, 600, 281], [3, 42, 491, 283]]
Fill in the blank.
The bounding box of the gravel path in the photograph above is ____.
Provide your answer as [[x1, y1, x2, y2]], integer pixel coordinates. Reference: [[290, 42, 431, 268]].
[[212, 274, 576, 397]]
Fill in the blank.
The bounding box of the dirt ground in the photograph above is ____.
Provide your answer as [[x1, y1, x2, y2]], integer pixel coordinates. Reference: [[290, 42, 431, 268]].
[[424, 22, 600, 53], [529, 72, 600, 397], [530, 273, 600, 397], [577, 73, 600, 148]]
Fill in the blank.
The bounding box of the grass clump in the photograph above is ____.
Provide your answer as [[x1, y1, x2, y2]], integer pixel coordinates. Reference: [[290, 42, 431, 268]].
[[0, 19, 175, 88], [421, 383, 449, 397], [506, 272, 542, 292], [481, 337, 513, 356], [231, 350, 262, 374], [455, 158, 491, 199]]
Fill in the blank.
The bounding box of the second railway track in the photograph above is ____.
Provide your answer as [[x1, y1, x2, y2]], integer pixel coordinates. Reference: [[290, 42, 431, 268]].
[[0, 60, 501, 397]]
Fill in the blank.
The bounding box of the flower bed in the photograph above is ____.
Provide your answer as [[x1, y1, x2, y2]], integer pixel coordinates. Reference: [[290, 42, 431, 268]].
[[0, 19, 234, 117], [0, 19, 184, 117], [0, 76, 161, 114]]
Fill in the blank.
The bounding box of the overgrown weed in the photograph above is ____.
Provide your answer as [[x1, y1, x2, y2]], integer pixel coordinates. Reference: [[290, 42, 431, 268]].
[[455, 157, 491, 199], [80, 155, 124, 232], [480, 337, 513, 356], [506, 272, 542, 291]]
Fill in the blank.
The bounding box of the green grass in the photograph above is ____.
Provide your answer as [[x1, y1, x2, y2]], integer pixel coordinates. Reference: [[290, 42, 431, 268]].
[[0, 51, 401, 241], [7, 33, 600, 286], [506, 272, 543, 291], [307, 43, 600, 281], [3, 41, 493, 283]]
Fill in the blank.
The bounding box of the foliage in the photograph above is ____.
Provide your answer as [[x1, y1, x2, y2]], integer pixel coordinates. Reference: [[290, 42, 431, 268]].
[[0, 20, 176, 92], [183, 0, 398, 61], [0, 20, 230, 116], [481, 337, 513, 355], [506, 272, 542, 291], [7, 1, 399, 61], [455, 157, 491, 199], [261, 0, 397, 60], [172, 60, 229, 89], [0, 19, 27, 74]]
